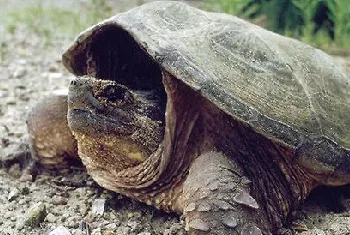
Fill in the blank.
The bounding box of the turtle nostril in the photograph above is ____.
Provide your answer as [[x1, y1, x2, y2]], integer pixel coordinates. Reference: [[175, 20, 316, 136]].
[[70, 80, 77, 86]]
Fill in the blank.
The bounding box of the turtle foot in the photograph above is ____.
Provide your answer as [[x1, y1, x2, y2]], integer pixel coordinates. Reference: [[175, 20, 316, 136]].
[[27, 94, 80, 170], [180, 152, 272, 235]]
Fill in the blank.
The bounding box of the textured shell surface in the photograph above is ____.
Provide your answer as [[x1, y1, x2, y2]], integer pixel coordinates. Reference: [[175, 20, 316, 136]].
[[63, 1, 350, 162]]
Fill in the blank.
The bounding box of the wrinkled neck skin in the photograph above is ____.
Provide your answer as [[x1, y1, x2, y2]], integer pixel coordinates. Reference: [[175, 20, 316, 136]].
[[84, 71, 315, 233], [88, 71, 205, 208]]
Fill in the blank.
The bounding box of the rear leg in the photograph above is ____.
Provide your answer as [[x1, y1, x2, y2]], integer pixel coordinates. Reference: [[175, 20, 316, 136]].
[[179, 151, 272, 235], [27, 94, 80, 169]]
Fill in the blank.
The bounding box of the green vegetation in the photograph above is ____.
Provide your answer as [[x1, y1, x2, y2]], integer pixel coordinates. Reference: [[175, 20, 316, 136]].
[[209, 0, 350, 52], [2, 0, 349, 52], [3, 0, 113, 43]]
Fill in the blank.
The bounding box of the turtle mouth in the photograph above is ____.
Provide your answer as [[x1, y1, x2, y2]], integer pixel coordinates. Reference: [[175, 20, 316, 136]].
[[68, 109, 135, 136]]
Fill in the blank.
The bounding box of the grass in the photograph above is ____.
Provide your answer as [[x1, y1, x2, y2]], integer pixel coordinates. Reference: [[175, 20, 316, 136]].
[[3, 0, 113, 44], [208, 0, 350, 53], [2, 0, 350, 53]]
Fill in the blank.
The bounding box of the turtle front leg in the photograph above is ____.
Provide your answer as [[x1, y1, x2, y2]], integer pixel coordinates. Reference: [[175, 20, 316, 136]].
[[27, 94, 80, 169], [179, 152, 271, 235]]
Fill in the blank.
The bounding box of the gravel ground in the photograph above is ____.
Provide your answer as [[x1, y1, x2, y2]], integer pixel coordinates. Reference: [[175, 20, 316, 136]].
[[1, 1, 350, 235]]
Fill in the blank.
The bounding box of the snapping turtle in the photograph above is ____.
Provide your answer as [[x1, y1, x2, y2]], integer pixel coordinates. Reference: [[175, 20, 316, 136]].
[[26, 1, 350, 234]]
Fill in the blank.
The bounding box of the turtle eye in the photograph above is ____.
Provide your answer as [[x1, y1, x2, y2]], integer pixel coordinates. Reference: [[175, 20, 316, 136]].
[[103, 85, 133, 104]]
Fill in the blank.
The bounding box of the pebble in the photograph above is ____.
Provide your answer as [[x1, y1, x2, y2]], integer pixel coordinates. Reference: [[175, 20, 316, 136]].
[[46, 213, 57, 223], [91, 198, 106, 216], [48, 72, 63, 80], [13, 67, 26, 78], [48, 226, 72, 235], [7, 187, 20, 201], [0, 89, 8, 98], [17, 59, 27, 65], [19, 173, 33, 182], [24, 202, 47, 227], [52, 195, 68, 205]]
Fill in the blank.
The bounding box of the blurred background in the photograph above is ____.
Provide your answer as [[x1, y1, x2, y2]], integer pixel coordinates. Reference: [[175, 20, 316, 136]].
[[1, 0, 350, 58], [209, 0, 350, 53]]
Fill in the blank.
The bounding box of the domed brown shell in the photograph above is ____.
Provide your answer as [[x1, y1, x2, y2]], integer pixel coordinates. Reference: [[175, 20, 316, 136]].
[[62, 1, 350, 180]]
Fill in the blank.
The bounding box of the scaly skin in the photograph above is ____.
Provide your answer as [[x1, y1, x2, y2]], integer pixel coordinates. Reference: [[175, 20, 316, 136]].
[[27, 95, 79, 169], [27, 74, 315, 234]]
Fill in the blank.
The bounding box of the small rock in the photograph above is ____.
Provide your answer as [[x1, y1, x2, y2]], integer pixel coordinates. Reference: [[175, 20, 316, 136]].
[[0, 89, 8, 98], [48, 226, 72, 235], [15, 221, 24, 230], [91, 198, 106, 216], [48, 72, 63, 79], [19, 173, 33, 182], [46, 213, 56, 223], [18, 199, 27, 205], [24, 202, 47, 227], [49, 66, 58, 72], [13, 67, 26, 78], [52, 195, 68, 205], [5, 97, 16, 105], [17, 59, 27, 65], [8, 187, 20, 201]]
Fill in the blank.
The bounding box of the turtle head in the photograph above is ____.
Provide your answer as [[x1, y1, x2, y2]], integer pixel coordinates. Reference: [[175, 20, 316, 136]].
[[67, 77, 164, 171]]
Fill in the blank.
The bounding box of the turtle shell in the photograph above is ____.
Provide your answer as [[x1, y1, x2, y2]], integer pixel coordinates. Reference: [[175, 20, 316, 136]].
[[62, 2, 350, 179]]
